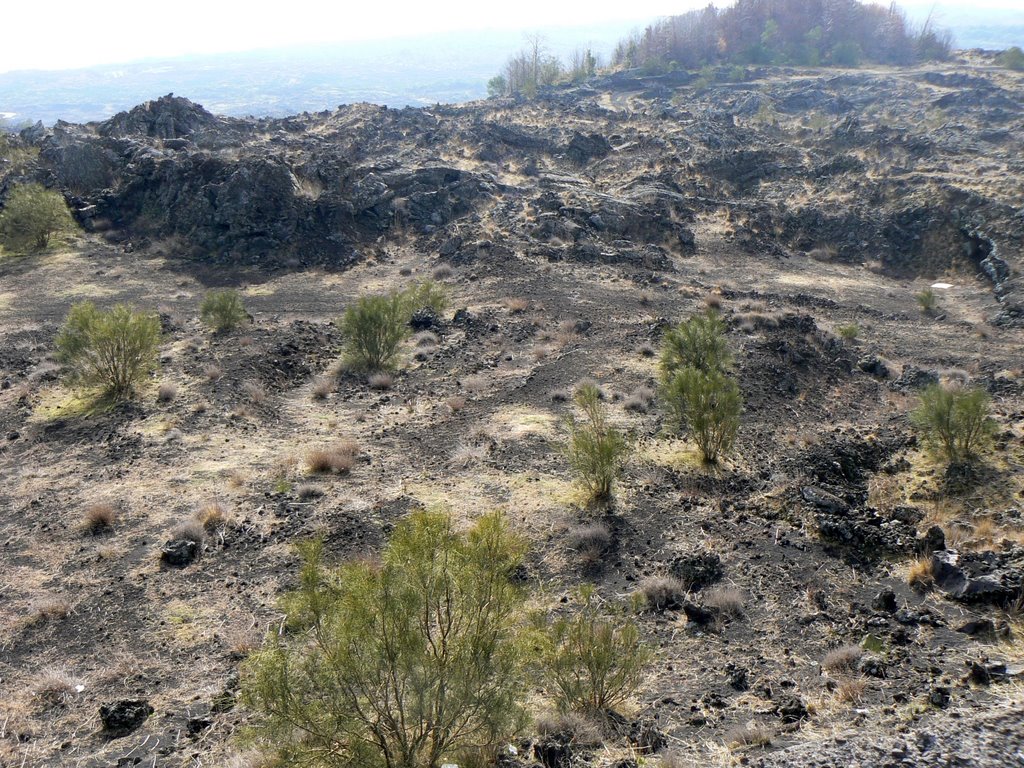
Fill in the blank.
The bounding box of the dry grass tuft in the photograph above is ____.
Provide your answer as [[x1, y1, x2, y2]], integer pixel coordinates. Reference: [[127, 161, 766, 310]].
[[704, 585, 745, 618], [173, 520, 207, 544], [623, 385, 657, 414], [461, 375, 487, 395], [446, 395, 466, 413], [835, 678, 868, 704], [566, 522, 612, 565], [431, 264, 454, 281], [502, 297, 530, 314], [32, 668, 83, 708], [533, 711, 603, 744], [28, 597, 71, 625], [82, 502, 118, 533], [639, 575, 686, 612], [368, 372, 394, 390], [157, 382, 178, 402], [311, 375, 334, 400], [822, 644, 863, 673], [203, 364, 224, 382], [197, 502, 230, 531], [907, 557, 935, 591], [242, 380, 268, 405], [306, 441, 359, 474], [725, 722, 772, 749]]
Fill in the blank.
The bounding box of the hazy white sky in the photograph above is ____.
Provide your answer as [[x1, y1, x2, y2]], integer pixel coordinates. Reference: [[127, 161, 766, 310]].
[[2, 0, 1019, 74]]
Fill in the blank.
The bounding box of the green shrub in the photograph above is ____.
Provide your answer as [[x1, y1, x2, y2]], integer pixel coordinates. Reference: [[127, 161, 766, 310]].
[[341, 291, 410, 372], [401, 279, 448, 316], [997, 46, 1024, 71], [242, 510, 528, 768], [662, 366, 742, 464], [0, 183, 76, 252], [55, 302, 161, 399], [916, 288, 938, 314], [836, 323, 859, 341], [565, 383, 629, 502], [659, 309, 731, 382], [911, 384, 996, 465], [538, 586, 650, 716], [199, 289, 248, 332]]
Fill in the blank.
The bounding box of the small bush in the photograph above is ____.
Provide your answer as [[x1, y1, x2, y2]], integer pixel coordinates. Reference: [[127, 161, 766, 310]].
[[662, 366, 742, 464], [659, 309, 731, 380], [156, 382, 177, 402], [565, 522, 612, 565], [822, 644, 862, 673], [915, 288, 938, 314], [82, 502, 117, 533], [306, 441, 359, 474], [197, 502, 229, 530], [539, 587, 650, 716], [997, 46, 1024, 71], [911, 384, 996, 465], [368, 372, 394, 390], [401, 279, 448, 316], [836, 323, 859, 341], [311, 375, 334, 400], [55, 302, 161, 400], [704, 586, 745, 618], [564, 384, 629, 502], [200, 289, 248, 332], [638, 575, 686, 613], [341, 291, 410, 372], [0, 183, 76, 252], [242, 510, 528, 768]]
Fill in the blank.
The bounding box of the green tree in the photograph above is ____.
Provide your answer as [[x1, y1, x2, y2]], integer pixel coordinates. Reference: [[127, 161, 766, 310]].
[[911, 384, 996, 465], [342, 291, 411, 372], [242, 510, 528, 768], [55, 302, 161, 399], [662, 366, 742, 464], [199, 289, 248, 332], [564, 383, 629, 502], [487, 75, 508, 97], [538, 586, 650, 717], [658, 309, 732, 382], [0, 183, 76, 252], [997, 46, 1024, 71]]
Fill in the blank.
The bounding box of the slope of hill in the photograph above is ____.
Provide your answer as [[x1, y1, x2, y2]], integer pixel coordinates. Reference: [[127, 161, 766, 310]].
[[0, 53, 1022, 766]]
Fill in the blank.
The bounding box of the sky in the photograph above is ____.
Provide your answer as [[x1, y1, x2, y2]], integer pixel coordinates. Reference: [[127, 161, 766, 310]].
[[3, 0, 1021, 74]]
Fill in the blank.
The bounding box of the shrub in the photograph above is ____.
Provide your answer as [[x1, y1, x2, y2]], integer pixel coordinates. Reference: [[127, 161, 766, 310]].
[[997, 46, 1024, 71], [200, 289, 248, 332], [659, 309, 731, 381], [305, 441, 359, 474], [836, 323, 859, 341], [341, 291, 410, 372], [911, 384, 995, 465], [0, 183, 76, 252], [661, 366, 742, 464], [915, 288, 937, 313], [564, 383, 629, 502], [82, 502, 118, 533], [243, 510, 528, 768], [401, 279, 448, 316], [55, 302, 161, 400], [539, 586, 650, 716]]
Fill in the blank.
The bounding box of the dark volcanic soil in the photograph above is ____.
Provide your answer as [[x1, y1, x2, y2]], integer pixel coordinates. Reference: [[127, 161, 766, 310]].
[[0, 53, 1022, 767]]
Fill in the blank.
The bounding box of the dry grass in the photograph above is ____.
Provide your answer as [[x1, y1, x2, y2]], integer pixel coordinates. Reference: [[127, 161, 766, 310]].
[[835, 678, 868, 704], [157, 382, 178, 402], [306, 441, 359, 474], [368, 372, 394, 390], [822, 644, 863, 673], [704, 585, 745, 618], [725, 722, 772, 749], [197, 502, 230, 531], [81, 502, 117, 534], [173, 520, 207, 544], [534, 711, 603, 744], [431, 264, 454, 280], [31, 668, 83, 709], [638, 575, 686, 612], [311, 375, 334, 400], [446, 395, 467, 413], [461, 375, 487, 395], [623, 385, 657, 414], [907, 557, 935, 591], [242, 380, 268, 405], [203, 364, 224, 382], [502, 296, 530, 314], [566, 522, 612, 564], [414, 331, 439, 348]]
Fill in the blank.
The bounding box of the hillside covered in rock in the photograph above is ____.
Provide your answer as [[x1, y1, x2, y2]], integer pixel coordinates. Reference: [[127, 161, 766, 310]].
[[0, 52, 1022, 767]]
